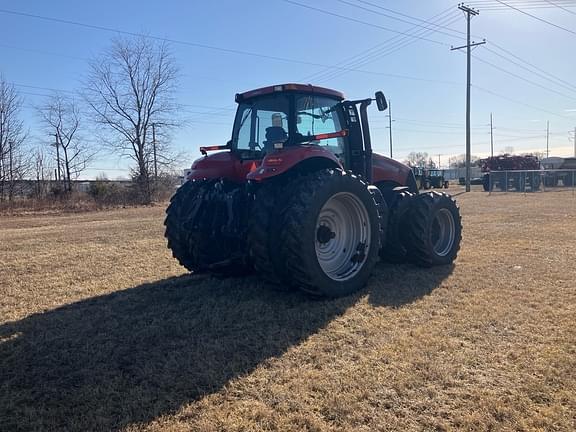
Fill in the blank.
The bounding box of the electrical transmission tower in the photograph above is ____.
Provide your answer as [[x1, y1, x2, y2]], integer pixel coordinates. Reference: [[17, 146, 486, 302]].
[[451, 4, 485, 192]]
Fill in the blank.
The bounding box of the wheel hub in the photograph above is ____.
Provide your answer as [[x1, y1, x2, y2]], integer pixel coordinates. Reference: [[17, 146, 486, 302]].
[[316, 225, 336, 244], [315, 192, 371, 282], [431, 208, 455, 257]]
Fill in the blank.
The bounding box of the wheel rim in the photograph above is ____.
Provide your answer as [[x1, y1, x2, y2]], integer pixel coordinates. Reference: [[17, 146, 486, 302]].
[[431, 208, 455, 257], [315, 192, 371, 281]]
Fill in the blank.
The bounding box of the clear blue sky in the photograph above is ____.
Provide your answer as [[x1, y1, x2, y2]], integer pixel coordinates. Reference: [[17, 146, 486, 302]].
[[1, 0, 575, 178]]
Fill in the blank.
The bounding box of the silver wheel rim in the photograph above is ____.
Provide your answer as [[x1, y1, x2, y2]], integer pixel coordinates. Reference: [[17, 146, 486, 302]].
[[315, 192, 371, 281], [431, 208, 455, 256]]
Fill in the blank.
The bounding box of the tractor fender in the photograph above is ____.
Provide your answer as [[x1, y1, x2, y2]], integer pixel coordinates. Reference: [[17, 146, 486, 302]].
[[187, 151, 259, 183], [246, 146, 343, 181], [371, 154, 415, 189]]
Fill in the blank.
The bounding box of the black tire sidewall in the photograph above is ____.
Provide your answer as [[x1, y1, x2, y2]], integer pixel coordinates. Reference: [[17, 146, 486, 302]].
[[406, 192, 462, 267], [421, 194, 461, 265], [289, 171, 381, 297]]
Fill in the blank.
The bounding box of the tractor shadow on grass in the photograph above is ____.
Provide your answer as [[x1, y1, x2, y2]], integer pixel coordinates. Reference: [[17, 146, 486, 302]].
[[0, 264, 452, 431], [369, 262, 455, 307]]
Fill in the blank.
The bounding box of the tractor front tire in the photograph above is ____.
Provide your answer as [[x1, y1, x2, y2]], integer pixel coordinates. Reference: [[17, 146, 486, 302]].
[[404, 191, 462, 267], [279, 169, 383, 297]]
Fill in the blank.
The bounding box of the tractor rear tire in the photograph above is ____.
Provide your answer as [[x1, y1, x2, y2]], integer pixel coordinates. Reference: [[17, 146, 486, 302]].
[[379, 190, 414, 263], [404, 191, 462, 267], [164, 179, 248, 275], [165, 180, 204, 272], [279, 169, 383, 297], [248, 181, 295, 291]]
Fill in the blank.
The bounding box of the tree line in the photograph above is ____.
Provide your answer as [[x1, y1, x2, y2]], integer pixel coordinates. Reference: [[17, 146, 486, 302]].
[[0, 35, 181, 204]]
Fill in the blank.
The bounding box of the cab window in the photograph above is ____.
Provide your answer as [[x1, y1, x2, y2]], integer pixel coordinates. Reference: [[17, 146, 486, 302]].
[[233, 93, 290, 154], [295, 95, 343, 156]]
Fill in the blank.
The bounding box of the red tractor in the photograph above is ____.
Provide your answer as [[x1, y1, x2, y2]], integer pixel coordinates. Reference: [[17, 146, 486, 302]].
[[165, 84, 462, 297]]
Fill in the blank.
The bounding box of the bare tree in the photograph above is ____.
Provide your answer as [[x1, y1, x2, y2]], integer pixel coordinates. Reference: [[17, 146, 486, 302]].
[[404, 151, 430, 167], [0, 77, 28, 201], [37, 94, 94, 193], [83, 36, 180, 203], [449, 153, 480, 168], [32, 146, 53, 198]]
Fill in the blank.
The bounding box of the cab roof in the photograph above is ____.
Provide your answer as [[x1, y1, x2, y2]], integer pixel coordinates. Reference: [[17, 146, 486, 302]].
[[235, 83, 345, 103]]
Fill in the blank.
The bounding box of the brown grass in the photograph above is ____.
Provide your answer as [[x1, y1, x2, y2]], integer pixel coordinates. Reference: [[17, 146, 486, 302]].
[[1, 191, 575, 431]]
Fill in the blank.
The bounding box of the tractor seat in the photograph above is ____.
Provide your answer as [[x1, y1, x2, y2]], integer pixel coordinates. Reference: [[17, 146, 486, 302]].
[[263, 126, 288, 151]]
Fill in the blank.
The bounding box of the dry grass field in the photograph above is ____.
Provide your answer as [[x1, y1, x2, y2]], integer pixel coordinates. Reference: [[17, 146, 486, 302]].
[[1, 190, 575, 432]]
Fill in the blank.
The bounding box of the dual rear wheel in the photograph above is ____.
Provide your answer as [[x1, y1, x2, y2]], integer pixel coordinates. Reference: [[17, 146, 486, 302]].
[[249, 169, 383, 297], [379, 189, 461, 267]]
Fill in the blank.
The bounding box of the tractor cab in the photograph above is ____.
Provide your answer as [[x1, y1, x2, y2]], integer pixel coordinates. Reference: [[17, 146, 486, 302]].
[[231, 84, 386, 181], [197, 84, 401, 185], [194, 84, 417, 194]]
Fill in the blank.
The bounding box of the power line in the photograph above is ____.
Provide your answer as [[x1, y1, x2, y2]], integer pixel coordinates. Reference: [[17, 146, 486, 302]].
[[472, 54, 576, 102], [14, 83, 76, 94], [317, 15, 463, 83], [492, 0, 576, 35], [0, 7, 461, 87], [373, 127, 471, 135], [279, 0, 451, 46], [543, 0, 576, 14], [309, 10, 464, 83], [471, 0, 576, 4], [312, 19, 461, 83], [391, 120, 488, 130], [334, 0, 467, 40], [490, 42, 576, 92], [0, 43, 88, 61], [354, 0, 469, 36], [472, 84, 575, 120], [483, 46, 576, 95], [481, 5, 576, 10], [301, 8, 458, 82], [472, 0, 576, 7]]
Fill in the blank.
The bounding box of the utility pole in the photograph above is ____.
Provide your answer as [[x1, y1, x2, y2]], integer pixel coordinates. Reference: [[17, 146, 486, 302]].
[[490, 113, 494, 158], [438, 154, 441, 168], [8, 140, 13, 201], [152, 123, 158, 178], [52, 133, 61, 182], [573, 127, 576, 157], [451, 4, 485, 192], [387, 100, 393, 158], [546, 121, 550, 159]]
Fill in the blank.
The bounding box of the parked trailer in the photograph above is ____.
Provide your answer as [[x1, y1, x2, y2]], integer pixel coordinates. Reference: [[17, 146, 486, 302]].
[[481, 154, 541, 192]]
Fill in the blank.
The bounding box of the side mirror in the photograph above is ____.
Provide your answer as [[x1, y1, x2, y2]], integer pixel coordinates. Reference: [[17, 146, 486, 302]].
[[375, 91, 388, 111]]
